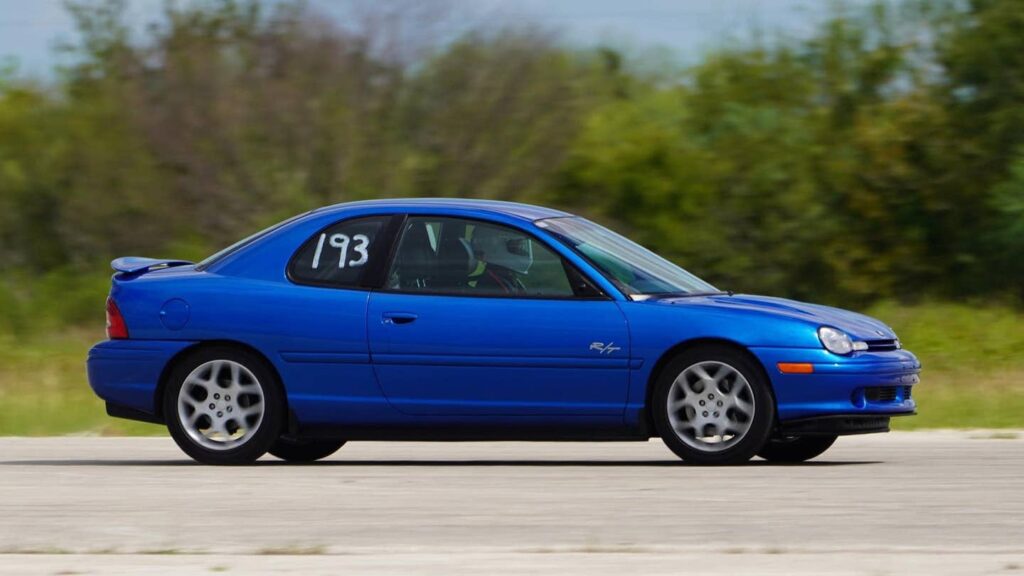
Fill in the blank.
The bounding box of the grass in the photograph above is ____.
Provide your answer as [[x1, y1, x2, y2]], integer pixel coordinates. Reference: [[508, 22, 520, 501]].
[[0, 302, 1021, 435], [0, 327, 162, 436], [869, 302, 1024, 430]]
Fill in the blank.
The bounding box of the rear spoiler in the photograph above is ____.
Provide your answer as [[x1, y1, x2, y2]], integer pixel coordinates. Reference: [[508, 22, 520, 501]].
[[111, 257, 194, 276]]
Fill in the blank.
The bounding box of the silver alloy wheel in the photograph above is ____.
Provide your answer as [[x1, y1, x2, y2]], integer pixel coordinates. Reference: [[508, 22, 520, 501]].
[[666, 360, 755, 452], [176, 359, 265, 451]]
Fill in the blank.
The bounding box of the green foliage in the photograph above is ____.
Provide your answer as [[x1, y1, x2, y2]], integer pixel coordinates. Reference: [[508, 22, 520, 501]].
[[0, 0, 1021, 307], [0, 2, 1019, 315], [0, 270, 111, 336], [555, 1, 1019, 306]]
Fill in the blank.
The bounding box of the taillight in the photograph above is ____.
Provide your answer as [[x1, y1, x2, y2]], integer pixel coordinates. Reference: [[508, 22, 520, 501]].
[[106, 297, 129, 339]]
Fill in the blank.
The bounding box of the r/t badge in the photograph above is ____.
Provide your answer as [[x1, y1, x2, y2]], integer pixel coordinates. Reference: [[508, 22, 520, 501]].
[[589, 342, 621, 355]]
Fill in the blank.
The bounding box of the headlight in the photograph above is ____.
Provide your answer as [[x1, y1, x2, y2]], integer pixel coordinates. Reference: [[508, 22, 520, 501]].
[[818, 326, 856, 355]]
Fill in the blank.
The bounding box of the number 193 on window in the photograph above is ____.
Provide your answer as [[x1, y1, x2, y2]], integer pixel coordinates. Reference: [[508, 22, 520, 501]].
[[311, 233, 369, 269]]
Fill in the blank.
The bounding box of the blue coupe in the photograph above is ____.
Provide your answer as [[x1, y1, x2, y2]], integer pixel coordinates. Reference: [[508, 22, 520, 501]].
[[87, 199, 919, 465]]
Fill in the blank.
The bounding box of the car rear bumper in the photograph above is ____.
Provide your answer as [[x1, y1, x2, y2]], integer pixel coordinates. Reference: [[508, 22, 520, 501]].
[[750, 347, 920, 426], [87, 339, 196, 419]]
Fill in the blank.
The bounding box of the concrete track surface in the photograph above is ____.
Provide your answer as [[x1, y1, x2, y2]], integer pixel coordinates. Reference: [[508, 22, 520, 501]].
[[0, 432, 1022, 575]]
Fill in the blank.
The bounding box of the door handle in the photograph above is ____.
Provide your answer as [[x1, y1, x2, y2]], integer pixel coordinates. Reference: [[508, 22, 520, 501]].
[[382, 312, 418, 325]]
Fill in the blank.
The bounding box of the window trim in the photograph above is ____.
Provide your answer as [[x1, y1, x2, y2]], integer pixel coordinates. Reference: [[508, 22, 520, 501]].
[[286, 214, 402, 290], [377, 214, 610, 301]]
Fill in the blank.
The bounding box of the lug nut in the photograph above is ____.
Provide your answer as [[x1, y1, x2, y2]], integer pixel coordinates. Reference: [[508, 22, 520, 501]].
[[708, 394, 714, 399], [226, 406, 233, 412], [702, 411, 709, 417], [714, 411, 720, 417], [216, 411, 223, 417], [214, 393, 220, 400], [208, 403, 215, 410], [717, 401, 723, 407], [699, 400, 706, 406], [225, 395, 231, 401]]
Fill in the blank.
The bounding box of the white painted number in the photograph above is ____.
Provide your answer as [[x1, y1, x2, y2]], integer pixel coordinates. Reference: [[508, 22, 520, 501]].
[[311, 233, 327, 269], [329, 233, 350, 267], [349, 234, 369, 267], [311, 233, 370, 269]]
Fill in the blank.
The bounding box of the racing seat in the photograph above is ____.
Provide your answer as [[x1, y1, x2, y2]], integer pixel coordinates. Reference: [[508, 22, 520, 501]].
[[434, 235, 477, 292], [391, 222, 435, 290]]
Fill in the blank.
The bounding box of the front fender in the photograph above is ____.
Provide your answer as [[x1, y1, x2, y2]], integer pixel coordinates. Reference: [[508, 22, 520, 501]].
[[621, 300, 822, 425]]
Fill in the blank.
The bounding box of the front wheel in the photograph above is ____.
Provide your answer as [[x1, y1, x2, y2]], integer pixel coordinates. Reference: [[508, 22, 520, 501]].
[[757, 435, 837, 463], [652, 346, 774, 465], [164, 347, 283, 465], [269, 437, 346, 463]]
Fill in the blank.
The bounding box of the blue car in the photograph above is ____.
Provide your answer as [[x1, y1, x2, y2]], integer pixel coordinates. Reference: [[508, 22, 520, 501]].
[[87, 199, 919, 465]]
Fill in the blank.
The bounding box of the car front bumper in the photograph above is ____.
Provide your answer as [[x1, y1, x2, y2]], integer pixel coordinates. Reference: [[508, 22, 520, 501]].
[[749, 347, 920, 428]]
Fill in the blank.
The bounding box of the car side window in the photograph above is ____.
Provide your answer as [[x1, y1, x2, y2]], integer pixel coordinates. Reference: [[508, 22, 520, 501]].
[[386, 216, 585, 298], [289, 216, 388, 288]]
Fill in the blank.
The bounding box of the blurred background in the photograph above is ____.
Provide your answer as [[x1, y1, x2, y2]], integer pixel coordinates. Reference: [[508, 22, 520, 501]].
[[0, 0, 1021, 434]]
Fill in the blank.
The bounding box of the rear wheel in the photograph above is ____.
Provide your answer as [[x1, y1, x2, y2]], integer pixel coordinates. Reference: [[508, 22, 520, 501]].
[[269, 437, 346, 463], [652, 345, 774, 465], [163, 347, 283, 465], [757, 435, 837, 463]]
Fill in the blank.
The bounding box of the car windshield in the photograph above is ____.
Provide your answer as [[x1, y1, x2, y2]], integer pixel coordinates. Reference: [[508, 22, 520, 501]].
[[536, 217, 720, 298]]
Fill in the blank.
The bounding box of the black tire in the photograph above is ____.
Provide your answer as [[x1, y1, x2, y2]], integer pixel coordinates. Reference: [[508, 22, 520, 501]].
[[652, 345, 775, 465], [269, 437, 346, 463], [757, 435, 837, 463], [163, 346, 284, 465]]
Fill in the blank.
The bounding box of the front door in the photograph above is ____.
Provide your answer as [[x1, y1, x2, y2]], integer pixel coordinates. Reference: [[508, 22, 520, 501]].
[[367, 215, 630, 416]]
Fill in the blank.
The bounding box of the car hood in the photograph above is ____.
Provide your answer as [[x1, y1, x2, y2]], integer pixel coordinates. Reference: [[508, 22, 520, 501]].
[[648, 294, 897, 341]]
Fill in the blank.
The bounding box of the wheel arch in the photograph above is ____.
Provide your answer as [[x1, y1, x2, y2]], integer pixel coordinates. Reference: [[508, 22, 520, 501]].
[[154, 340, 288, 423], [642, 337, 778, 433]]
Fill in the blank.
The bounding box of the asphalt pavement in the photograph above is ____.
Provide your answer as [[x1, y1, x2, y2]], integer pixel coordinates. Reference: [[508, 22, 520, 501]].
[[0, 432, 1022, 574]]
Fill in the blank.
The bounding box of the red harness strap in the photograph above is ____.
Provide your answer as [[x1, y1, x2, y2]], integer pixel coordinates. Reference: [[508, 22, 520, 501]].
[[486, 269, 514, 293]]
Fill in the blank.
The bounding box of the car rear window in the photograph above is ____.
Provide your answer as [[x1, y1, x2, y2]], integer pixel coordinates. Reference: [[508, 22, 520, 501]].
[[288, 216, 389, 288]]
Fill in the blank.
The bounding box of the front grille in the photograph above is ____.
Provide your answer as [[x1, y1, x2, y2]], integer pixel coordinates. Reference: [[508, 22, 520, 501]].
[[865, 386, 899, 402], [865, 339, 900, 352], [855, 385, 913, 407]]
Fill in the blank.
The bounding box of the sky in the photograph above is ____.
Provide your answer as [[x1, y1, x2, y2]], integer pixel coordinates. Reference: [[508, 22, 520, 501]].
[[0, 0, 874, 75]]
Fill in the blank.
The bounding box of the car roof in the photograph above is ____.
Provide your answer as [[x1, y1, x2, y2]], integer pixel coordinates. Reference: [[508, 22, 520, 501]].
[[313, 198, 572, 222]]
